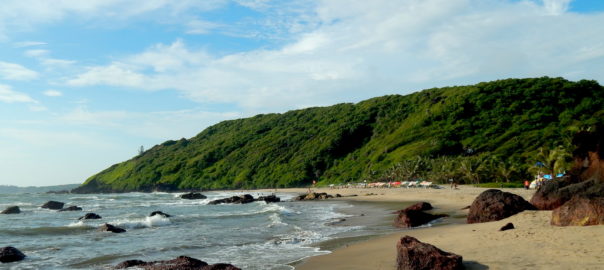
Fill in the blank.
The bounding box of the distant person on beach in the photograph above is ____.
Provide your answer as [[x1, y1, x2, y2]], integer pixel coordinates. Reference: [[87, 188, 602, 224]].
[[524, 180, 530, 190]]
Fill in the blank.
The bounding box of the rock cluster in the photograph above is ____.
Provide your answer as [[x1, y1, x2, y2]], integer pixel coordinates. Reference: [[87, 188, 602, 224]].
[[115, 255, 240, 270], [180, 192, 207, 200], [394, 202, 447, 228], [396, 236, 464, 270], [467, 189, 536, 224], [1, 206, 20, 214], [294, 192, 339, 201], [208, 194, 281, 205], [0, 246, 26, 263]]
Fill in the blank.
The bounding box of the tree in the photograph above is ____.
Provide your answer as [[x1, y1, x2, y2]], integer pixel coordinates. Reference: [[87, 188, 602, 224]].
[[138, 145, 145, 156]]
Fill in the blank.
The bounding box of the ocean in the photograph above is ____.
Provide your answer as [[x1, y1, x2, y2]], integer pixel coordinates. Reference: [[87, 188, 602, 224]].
[[0, 191, 401, 269]]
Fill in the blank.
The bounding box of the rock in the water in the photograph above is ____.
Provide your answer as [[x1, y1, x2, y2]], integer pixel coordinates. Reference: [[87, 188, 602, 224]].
[[294, 192, 334, 201], [208, 194, 255, 205], [99, 223, 126, 233], [396, 236, 464, 270], [1, 206, 20, 214], [180, 192, 207, 200], [256, 195, 280, 203], [467, 189, 536, 224], [395, 202, 433, 214], [499, 222, 515, 231], [41, 201, 64, 210], [149, 211, 171, 218], [394, 209, 447, 228], [551, 196, 604, 226], [79, 213, 102, 220], [0, 246, 26, 263], [114, 256, 241, 270], [59, 206, 82, 212]]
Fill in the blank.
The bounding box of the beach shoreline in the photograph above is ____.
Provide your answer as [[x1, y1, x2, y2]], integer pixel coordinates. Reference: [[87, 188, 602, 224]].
[[270, 186, 604, 270]]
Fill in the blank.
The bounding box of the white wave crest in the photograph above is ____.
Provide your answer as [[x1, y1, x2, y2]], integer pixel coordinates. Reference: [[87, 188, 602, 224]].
[[113, 215, 172, 229]]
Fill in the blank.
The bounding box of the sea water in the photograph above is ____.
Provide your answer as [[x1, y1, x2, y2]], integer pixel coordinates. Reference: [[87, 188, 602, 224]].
[[0, 191, 392, 269]]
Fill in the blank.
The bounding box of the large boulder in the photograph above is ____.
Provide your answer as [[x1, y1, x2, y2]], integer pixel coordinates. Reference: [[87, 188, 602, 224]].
[[0, 246, 26, 263], [394, 202, 433, 214], [59, 206, 82, 212], [114, 256, 241, 270], [467, 189, 536, 224], [208, 194, 255, 205], [79, 213, 102, 220], [530, 177, 603, 210], [396, 236, 464, 270], [41, 201, 64, 210], [180, 192, 207, 200], [1, 206, 20, 214], [395, 210, 447, 228], [99, 223, 126, 233], [551, 196, 604, 226]]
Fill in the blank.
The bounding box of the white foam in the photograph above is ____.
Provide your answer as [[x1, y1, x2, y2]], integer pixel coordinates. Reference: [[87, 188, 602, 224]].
[[113, 215, 171, 229], [67, 221, 94, 228], [267, 213, 288, 227]]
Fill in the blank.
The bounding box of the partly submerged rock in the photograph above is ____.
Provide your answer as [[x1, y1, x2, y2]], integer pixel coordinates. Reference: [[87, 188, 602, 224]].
[[99, 223, 126, 233], [294, 192, 334, 201], [396, 236, 464, 270], [79, 213, 102, 220], [394, 210, 447, 228], [0, 246, 26, 263], [58, 206, 82, 212], [208, 194, 255, 205], [114, 255, 241, 270], [467, 189, 536, 224], [394, 202, 433, 214], [1, 206, 20, 214], [551, 196, 604, 226], [149, 211, 171, 218], [256, 195, 280, 203], [180, 192, 207, 200], [41, 201, 64, 210]]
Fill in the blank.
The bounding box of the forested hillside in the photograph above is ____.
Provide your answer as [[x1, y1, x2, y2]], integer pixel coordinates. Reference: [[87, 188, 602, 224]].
[[73, 77, 604, 193]]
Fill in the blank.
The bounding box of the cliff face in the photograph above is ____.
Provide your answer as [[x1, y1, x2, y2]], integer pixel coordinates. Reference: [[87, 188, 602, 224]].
[[73, 77, 604, 193]]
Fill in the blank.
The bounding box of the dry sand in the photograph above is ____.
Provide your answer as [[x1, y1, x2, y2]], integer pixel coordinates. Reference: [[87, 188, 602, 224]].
[[281, 186, 604, 270]]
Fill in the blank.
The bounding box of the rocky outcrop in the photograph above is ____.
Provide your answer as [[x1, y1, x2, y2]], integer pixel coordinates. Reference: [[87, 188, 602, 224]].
[[41, 201, 64, 210], [99, 223, 126, 233], [529, 176, 600, 210], [115, 256, 241, 270], [467, 189, 536, 224], [59, 206, 82, 212], [0, 246, 26, 263], [551, 196, 604, 226], [180, 192, 207, 200], [1, 206, 20, 214], [395, 209, 447, 228], [150, 211, 171, 218], [79, 213, 102, 220], [294, 192, 334, 201], [499, 222, 515, 231], [208, 194, 255, 205], [257, 195, 280, 203], [396, 236, 464, 270]]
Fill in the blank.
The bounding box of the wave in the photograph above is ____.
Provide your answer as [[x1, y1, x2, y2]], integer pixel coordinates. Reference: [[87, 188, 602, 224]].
[[0, 224, 94, 236], [112, 214, 172, 229]]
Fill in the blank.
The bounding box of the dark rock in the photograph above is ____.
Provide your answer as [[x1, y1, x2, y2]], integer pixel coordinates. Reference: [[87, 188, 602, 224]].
[[41, 201, 64, 210], [396, 236, 464, 270], [0, 246, 26, 263], [79, 213, 102, 220], [551, 196, 604, 226], [395, 202, 433, 214], [181, 192, 207, 200], [499, 222, 515, 231], [150, 211, 172, 218], [46, 190, 70, 194], [1, 206, 20, 214], [58, 206, 82, 212], [294, 192, 334, 201], [467, 189, 536, 224], [99, 223, 126, 233], [256, 195, 280, 203], [336, 194, 342, 198], [208, 194, 255, 205], [114, 256, 241, 270], [394, 210, 447, 228]]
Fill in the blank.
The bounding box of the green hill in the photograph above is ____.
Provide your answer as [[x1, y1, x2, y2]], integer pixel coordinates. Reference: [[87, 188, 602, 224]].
[[73, 77, 604, 193]]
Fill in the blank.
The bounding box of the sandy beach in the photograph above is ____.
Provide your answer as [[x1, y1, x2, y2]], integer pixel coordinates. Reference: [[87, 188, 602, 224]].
[[281, 186, 604, 270]]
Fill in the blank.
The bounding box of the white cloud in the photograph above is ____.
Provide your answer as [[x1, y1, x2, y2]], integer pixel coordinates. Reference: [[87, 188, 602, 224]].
[[24, 49, 49, 57], [186, 19, 221, 34], [13, 41, 47, 48], [41, 58, 76, 67], [64, 0, 604, 112], [0, 61, 38, 80], [43, 89, 63, 97], [0, 84, 38, 103], [542, 0, 572, 15]]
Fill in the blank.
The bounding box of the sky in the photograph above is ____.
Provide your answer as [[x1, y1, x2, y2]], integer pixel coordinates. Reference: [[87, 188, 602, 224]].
[[0, 0, 603, 187]]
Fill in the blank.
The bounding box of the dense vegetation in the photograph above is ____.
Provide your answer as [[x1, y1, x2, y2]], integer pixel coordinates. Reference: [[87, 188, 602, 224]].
[[73, 77, 604, 193]]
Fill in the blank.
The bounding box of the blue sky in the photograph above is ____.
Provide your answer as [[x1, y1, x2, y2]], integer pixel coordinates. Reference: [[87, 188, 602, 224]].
[[1, 0, 603, 187]]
